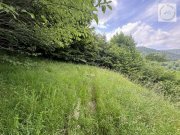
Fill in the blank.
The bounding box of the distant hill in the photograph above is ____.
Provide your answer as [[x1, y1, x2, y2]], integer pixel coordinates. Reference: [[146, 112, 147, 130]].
[[165, 49, 180, 55], [137, 47, 180, 61]]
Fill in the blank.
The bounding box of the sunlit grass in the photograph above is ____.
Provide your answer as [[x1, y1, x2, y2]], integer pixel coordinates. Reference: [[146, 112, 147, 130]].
[[176, 71, 180, 80], [0, 51, 179, 135]]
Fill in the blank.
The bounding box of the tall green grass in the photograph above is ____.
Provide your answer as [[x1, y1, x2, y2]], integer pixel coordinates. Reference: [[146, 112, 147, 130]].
[[176, 71, 180, 80], [0, 51, 180, 135]]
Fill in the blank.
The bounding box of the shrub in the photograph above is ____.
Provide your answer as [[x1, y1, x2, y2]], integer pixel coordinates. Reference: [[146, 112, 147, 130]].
[[0, 0, 112, 50], [145, 53, 167, 62]]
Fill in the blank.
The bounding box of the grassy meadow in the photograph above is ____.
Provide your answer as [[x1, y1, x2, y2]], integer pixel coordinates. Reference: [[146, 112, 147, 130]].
[[176, 72, 180, 83], [1, 1, 180, 135], [0, 51, 179, 135]]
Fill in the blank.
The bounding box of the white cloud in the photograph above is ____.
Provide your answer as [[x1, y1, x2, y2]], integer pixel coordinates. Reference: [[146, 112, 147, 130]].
[[132, 0, 179, 23], [106, 21, 141, 40], [135, 3, 157, 22], [106, 21, 180, 50]]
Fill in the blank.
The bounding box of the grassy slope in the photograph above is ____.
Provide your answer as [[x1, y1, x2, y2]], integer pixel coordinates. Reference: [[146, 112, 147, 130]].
[[176, 71, 180, 80], [0, 51, 180, 135]]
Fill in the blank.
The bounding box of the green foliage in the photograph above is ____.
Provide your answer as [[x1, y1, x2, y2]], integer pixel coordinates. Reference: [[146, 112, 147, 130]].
[[137, 63, 176, 83], [0, 52, 179, 134], [146, 53, 168, 62], [42, 32, 143, 77], [137, 47, 180, 61], [0, 0, 112, 50], [176, 71, 180, 80], [154, 80, 180, 102], [160, 60, 180, 71], [109, 33, 143, 73], [131, 61, 180, 103], [110, 32, 136, 50]]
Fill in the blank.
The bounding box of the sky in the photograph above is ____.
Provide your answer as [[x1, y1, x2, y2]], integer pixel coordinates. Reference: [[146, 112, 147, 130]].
[[91, 0, 180, 50]]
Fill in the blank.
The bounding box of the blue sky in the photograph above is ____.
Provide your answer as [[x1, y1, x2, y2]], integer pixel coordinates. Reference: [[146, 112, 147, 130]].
[[92, 0, 180, 50]]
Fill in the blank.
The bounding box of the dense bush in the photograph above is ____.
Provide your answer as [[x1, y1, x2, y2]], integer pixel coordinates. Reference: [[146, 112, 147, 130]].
[[0, 0, 112, 50], [145, 53, 167, 62], [154, 80, 180, 102], [161, 60, 180, 71], [132, 62, 180, 102]]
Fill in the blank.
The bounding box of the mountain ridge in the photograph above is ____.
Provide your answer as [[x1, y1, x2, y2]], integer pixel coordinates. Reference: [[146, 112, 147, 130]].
[[137, 46, 180, 60]]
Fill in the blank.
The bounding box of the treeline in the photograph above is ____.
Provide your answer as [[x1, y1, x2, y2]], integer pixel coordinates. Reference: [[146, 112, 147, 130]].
[[51, 33, 179, 103], [0, 0, 179, 103]]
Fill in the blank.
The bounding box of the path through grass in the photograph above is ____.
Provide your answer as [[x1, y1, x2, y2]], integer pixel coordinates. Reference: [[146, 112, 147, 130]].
[[0, 51, 179, 135]]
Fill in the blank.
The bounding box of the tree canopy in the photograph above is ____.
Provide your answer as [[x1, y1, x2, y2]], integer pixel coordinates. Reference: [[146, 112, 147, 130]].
[[110, 32, 136, 51], [0, 0, 112, 50], [146, 53, 168, 62]]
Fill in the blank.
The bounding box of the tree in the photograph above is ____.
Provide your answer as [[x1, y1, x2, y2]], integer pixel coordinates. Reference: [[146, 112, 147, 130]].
[[145, 53, 167, 62], [110, 32, 136, 51], [0, 0, 112, 52], [109, 32, 143, 73]]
